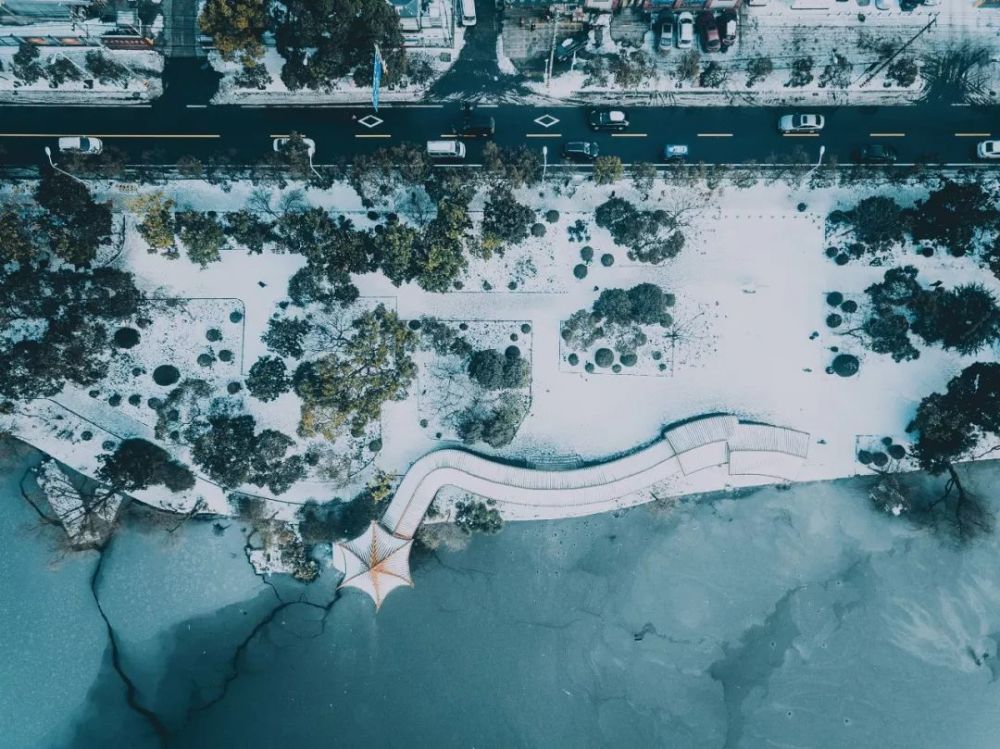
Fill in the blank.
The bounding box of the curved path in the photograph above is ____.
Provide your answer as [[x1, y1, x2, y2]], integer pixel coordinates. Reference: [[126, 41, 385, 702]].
[[382, 415, 811, 539]]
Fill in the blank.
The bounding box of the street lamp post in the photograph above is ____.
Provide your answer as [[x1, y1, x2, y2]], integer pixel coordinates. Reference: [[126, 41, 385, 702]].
[[542, 145, 548, 183], [801, 145, 826, 186], [43, 146, 86, 185], [307, 151, 322, 181]]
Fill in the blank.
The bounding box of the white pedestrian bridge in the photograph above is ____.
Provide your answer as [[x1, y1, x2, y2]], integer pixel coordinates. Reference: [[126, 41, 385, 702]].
[[381, 414, 811, 539]]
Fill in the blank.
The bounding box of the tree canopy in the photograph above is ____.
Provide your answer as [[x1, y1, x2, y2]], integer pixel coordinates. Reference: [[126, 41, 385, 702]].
[[293, 304, 416, 436]]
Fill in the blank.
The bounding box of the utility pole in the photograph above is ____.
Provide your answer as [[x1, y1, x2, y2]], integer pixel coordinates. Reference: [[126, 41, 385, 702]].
[[542, 145, 548, 182], [545, 8, 559, 91]]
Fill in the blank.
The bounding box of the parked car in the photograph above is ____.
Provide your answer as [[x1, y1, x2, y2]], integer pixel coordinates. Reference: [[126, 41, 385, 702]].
[[977, 140, 1000, 159], [57, 136, 103, 155], [589, 109, 629, 131], [427, 140, 466, 159], [453, 116, 495, 137], [675, 11, 694, 49], [857, 144, 898, 164], [555, 34, 588, 62], [698, 12, 720, 53], [460, 0, 476, 26], [778, 113, 825, 133], [718, 10, 737, 48], [562, 141, 599, 162], [658, 15, 674, 53], [663, 144, 689, 163], [273, 136, 316, 158]]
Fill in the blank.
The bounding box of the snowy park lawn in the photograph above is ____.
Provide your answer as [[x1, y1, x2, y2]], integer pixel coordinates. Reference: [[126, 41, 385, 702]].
[[5, 170, 998, 521], [415, 319, 533, 441]]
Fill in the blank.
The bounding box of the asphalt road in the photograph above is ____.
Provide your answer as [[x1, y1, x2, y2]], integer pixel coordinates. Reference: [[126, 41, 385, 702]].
[[0, 101, 997, 168]]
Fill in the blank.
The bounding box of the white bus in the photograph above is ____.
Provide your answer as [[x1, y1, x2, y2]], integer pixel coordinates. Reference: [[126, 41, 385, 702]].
[[461, 0, 476, 26]]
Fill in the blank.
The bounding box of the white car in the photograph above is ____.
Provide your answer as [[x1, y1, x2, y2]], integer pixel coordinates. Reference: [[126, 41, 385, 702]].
[[778, 113, 825, 133], [58, 136, 103, 155], [273, 136, 316, 158], [676, 12, 694, 49], [977, 140, 1000, 159]]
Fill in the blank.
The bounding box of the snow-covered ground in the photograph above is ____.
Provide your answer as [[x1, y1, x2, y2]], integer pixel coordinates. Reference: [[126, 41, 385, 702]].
[[3, 169, 997, 527], [527, 0, 1000, 105], [0, 46, 163, 104]]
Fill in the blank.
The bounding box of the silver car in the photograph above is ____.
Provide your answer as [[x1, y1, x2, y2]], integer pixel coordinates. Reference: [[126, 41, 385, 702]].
[[58, 136, 103, 155], [676, 12, 694, 49], [778, 114, 825, 133], [977, 140, 1000, 159]]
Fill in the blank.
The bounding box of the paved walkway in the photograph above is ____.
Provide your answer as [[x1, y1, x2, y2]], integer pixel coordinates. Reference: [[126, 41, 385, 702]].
[[381, 414, 810, 538]]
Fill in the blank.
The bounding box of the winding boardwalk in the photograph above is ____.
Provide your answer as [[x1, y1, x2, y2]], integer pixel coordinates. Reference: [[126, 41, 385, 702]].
[[382, 415, 811, 539]]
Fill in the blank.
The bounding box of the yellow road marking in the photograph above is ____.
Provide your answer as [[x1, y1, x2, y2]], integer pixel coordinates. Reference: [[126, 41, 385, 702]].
[[697, 133, 733, 138], [955, 132, 990, 137], [870, 132, 905, 137], [526, 133, 562, 138], [0, 133, 220, 139]]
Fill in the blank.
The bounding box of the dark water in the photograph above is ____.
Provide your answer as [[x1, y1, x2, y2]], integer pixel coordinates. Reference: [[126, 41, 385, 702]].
[[3, 438, 1000, 749]]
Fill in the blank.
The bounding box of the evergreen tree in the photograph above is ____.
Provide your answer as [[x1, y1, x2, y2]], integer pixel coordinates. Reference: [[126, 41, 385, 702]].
[[98, 438, 196, 493], [246, 355, 291, 402], [175, 211, 228, 267], [34, 171, 112, 266], [293, 305, 415, 436]]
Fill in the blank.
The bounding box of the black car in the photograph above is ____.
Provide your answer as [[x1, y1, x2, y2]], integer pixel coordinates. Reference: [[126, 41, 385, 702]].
[[563, 141, 600, 162], [589, 109, 629, 131], [857, 144, 897, 164], [453, 116, 495, 137]]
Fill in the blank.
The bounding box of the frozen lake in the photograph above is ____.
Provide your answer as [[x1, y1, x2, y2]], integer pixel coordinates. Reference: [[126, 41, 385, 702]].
[[2, 437, 999, 748]]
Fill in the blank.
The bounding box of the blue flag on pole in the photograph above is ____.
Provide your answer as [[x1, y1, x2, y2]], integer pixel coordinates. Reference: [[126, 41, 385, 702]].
[[372, 44, 386, 112]]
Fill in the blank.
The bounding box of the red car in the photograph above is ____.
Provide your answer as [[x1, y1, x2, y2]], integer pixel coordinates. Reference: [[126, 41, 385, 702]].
[[698, 12, 720, 53]]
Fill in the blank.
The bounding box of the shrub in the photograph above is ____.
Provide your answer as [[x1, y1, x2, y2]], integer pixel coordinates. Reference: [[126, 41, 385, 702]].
[[620, 353, 638, 367], [467, 348, 529, 390], [545, 210, 560, 223], [595, 348, 614, 367], [601, 253, 615, 267], [826, 291, 844, 306], [580, 246, 594, 263], [573, 264, 588, 279], [568, 353, 579, 366], [531, 223, 546, 237], [247, 356, 290, 402], [831, 353, 859, 377], [826, 314, 843, 328]]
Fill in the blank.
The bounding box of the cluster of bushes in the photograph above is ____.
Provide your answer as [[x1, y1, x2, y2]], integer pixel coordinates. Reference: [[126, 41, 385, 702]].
[[456, 399, 528, 449], [8, 43, 132, 87], [848, 266, 1000, 362], [133, 189, 477, 296], [467, 347, 529, 391], [562, 284, 675, 372], [828, 181, 999, 262]]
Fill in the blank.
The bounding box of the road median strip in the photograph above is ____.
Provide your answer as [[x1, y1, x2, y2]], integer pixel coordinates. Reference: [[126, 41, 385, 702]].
[[955, 132, 990, 137], [611, 133, 647, 138], [0, 133, 221, 139], [870, 132, 905, 137], [355, 134, 392, 139], [526, 133, 562, 138], [697, 133, 733, 138]]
